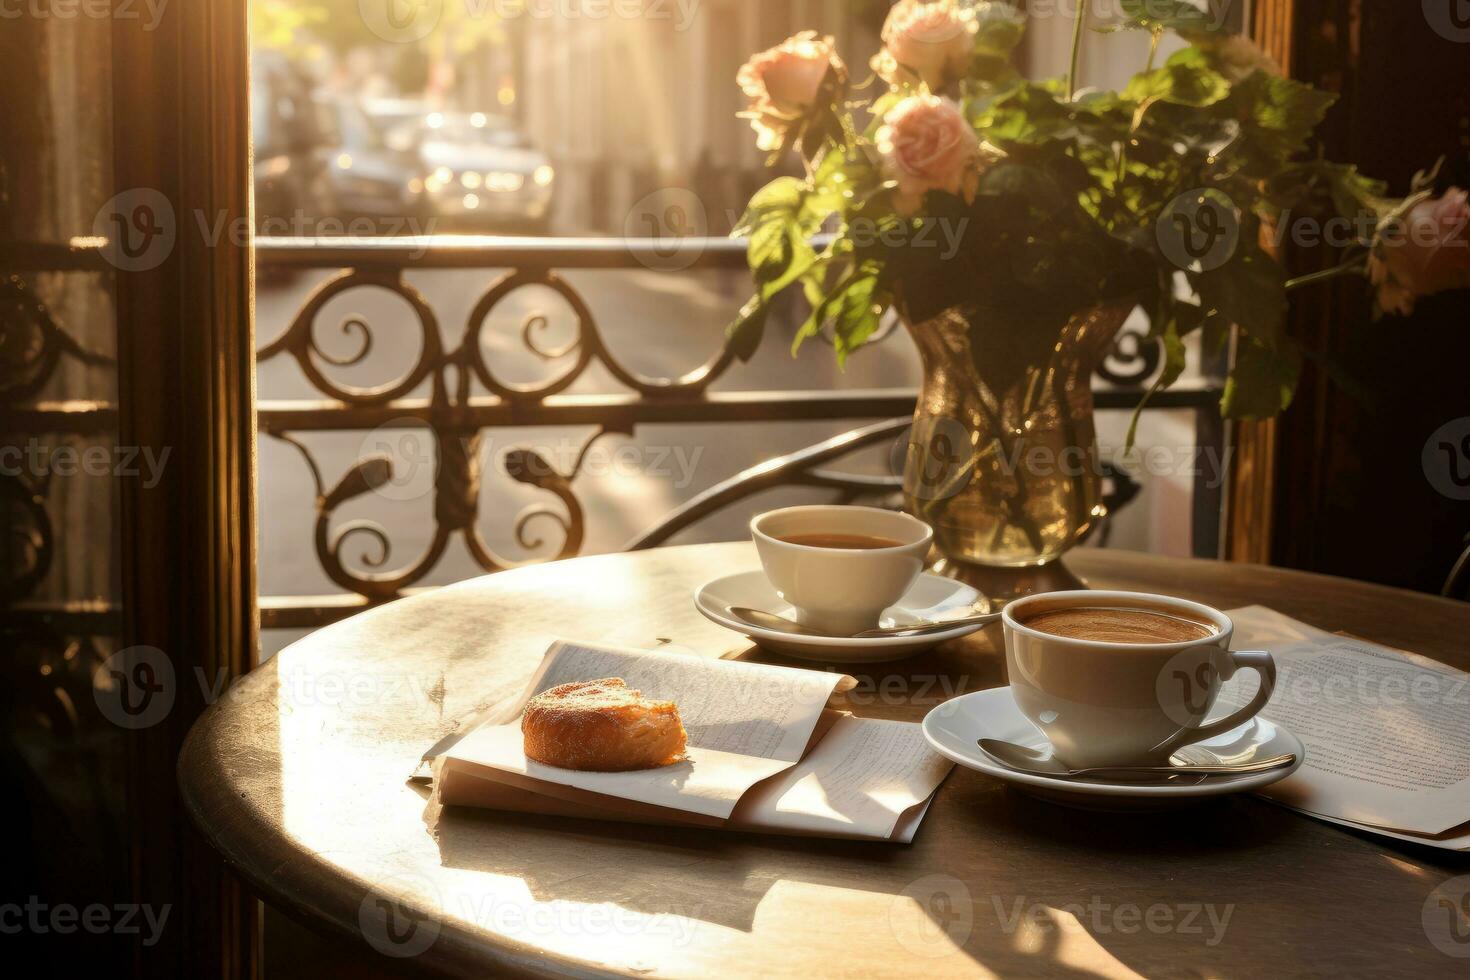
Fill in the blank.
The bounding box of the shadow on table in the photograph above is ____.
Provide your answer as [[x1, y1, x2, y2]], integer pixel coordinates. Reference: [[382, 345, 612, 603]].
[[428, 763, 1460, 976]]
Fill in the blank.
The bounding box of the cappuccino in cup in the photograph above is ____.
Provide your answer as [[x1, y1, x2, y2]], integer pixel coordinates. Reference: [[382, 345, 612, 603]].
[[1001, 591, 1276, 768]]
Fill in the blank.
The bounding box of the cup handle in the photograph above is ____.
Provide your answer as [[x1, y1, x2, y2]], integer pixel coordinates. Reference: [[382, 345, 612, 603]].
[[1158, 649, 1276, 755]]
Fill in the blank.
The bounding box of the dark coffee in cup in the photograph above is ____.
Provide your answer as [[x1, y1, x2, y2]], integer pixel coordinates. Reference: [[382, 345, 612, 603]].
[[1019, 606, 1217, 644], [777, 532, 903, 550]]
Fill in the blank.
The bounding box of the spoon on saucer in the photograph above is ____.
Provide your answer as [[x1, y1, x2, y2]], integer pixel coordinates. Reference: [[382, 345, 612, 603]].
[[976, 738, 1297, 782], [727, 605, 1003, 638]]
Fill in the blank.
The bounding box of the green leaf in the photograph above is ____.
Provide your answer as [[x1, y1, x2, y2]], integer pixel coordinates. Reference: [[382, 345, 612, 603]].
[[791, 251, 851, 354], [1224, 71, 1337, 163], [732, 176, 805, 237], [972, 2, 1027, 55], [737, 175, 819, 300], [1221, 335, 1302, 418], [809, 146, 878, 228], [831, 270, 885, 366], [1191, 240, 1287, 348], [792, 261, 887, 363], [975, 82, 1076, 145], [725, 295, 768, 363], [1123, 58, 1229, 109], [1119, 0, 1222, 32], [1266, 160, 1391, 233]]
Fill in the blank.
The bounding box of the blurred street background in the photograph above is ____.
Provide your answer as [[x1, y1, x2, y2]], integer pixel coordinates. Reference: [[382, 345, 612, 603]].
[[251, 0, 1202, 655]]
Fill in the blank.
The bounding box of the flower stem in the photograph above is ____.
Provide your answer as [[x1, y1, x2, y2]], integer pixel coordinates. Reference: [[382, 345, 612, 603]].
[[1067, 0, 1091, 100], [1117, 30, 1163, 183], [1284, 255, 1369, 291]]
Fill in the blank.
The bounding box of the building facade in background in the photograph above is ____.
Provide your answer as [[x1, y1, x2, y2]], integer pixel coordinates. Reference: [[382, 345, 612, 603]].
[[514, 0, 882, 235]]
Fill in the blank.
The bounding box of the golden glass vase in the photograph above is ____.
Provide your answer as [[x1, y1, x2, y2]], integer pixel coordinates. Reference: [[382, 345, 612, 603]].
[[900, 300, 1134, 568]]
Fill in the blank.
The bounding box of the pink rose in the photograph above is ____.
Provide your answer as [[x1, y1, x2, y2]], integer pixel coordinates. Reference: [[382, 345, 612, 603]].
[[737, 32, 844, 152], [1368, 188, 1470, 315], [876, 94, 984, 216], [873, 0, 977, 93]]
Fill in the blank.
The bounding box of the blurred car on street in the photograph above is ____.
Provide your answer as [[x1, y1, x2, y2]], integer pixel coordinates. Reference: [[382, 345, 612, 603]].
[[368, 102, 556, 233], [251, 52, 327, 234], [309, 96, 428, 226]]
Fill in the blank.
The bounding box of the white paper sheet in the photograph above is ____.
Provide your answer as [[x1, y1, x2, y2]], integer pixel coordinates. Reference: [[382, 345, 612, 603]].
[[444, 722, 791, 820], [438, 640, 859, 822], [730, 716, 954, 840], [522, 640, 853, 763], [1274, 803, 1470, 851], [1225, 606, 1470, 838]]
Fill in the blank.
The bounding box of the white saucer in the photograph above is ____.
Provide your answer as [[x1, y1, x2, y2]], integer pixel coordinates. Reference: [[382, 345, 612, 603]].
[[922, 686, 1305, 809], [694, 570, 990, 662]]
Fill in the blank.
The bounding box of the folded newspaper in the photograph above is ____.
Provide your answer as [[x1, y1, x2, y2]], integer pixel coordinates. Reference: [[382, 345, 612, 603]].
[[431, 640, 954, 843], [1226, 606, 1470, 850]]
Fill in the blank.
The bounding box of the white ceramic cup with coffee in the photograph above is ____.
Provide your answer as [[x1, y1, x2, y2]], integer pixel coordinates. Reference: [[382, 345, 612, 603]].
[[751, 504, 933, 636], [1001, 590, 1276, 768]]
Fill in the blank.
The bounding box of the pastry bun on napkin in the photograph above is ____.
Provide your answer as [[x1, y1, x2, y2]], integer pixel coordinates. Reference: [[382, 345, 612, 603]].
[[521, 678, 687, 771]]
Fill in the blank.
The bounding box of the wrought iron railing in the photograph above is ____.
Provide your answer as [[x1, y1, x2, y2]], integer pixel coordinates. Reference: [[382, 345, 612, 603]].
[[5, 236, 1226, 639], [251, 236, 1225, 630]]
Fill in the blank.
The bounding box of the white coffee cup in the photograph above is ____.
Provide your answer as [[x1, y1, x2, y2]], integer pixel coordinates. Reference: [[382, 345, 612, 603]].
[[1001, 590, 1276, 768], [751, 505, 933, 636]]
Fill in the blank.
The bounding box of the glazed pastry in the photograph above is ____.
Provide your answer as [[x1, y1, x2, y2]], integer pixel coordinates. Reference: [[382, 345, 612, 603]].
[[521, 678, 687, 771]]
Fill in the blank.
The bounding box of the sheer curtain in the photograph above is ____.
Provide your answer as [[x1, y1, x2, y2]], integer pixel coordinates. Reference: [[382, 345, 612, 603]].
[[0, 12, 129, 971]]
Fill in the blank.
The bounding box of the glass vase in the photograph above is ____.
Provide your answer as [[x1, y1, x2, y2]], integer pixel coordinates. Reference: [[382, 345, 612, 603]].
[[900, 300, 1134, 568]]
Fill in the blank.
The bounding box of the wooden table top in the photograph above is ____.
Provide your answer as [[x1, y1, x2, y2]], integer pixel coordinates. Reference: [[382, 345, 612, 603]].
[[180, 544, 1470, 978]]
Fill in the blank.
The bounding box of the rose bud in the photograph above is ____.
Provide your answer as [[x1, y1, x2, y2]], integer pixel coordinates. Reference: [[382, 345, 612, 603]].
[[1368, 187, 1470, 316], [876, 93, 988, 216], [872, 0, 978, 94], [737, 31, 845, 152]]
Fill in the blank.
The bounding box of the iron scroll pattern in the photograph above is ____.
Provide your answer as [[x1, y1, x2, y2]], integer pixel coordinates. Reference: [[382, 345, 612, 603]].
[[1, 273, 118, 743], [1, 274, 113, 611], [257, 262, 1165, 613]]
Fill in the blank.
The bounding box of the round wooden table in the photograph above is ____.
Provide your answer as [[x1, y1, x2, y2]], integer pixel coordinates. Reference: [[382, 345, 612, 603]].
[[181, 544, 1470, 977]]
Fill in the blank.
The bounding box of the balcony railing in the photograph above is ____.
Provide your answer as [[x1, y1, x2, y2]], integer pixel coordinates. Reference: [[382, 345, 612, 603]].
[[6, 236, 1227, 640]]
